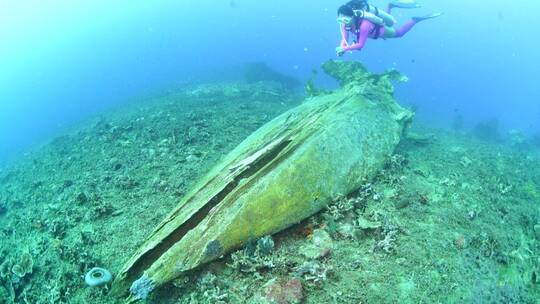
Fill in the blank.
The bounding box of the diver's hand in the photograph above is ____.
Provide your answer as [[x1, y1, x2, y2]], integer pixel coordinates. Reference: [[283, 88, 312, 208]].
[[336, 46, 345, 57]]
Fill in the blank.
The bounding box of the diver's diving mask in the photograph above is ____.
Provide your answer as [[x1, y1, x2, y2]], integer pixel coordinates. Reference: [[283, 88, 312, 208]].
[[337, 15, 353, 25]]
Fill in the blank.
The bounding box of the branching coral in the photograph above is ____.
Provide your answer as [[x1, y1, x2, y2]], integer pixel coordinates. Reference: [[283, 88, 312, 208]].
[[373, 220, 400, 254], [294, 261, 333, 284], [228, 236, 276, 274]]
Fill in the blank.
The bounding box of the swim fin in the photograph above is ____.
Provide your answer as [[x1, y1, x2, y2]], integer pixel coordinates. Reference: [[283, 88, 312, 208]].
[[389, 1, 422, 9], [413, 12, 443, 22]]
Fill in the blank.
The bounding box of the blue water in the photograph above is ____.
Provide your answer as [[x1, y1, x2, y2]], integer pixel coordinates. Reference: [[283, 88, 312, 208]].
[[1, 0, 539, 165]]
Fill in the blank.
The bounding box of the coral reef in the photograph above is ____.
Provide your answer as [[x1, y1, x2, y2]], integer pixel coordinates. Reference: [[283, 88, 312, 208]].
[[11, 252, 33, 279], [532, 133, 540, 148], [472, 118, 501, 142], [299, 229, 333, 260], [263, 278, 303, 304], [244, 62, 301, 91], [451, 113, 464, 132], [192, 272, 229, 303], [0, 80, 301, 303], [507, 129, 528, 148], [0, 64, 538, 303], [0, 200, 6, 216], [228, 236, 277, 274], [294, 261, 333, 284]]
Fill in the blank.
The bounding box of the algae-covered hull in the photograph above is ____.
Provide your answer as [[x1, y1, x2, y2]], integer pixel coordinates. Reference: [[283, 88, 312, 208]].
[[112, 60, 413, 299]]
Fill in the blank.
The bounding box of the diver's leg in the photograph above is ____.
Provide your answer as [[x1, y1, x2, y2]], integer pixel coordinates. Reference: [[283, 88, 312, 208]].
[[389, 1, 421, 10], [391, 13, 441, 38], [383, 10, 441, 39], [393, 20, 417, 38], [382, 26, 396, 38], [413, 13, 443, 22]]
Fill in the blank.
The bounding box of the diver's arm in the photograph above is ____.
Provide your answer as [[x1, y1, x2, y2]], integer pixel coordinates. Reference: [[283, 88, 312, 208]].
[[340, 23, 349, 48], [342, 20, 373, 52]]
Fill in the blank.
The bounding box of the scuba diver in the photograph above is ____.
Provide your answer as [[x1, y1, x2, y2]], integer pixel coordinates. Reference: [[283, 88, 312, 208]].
[[336, 0, 441, 56]]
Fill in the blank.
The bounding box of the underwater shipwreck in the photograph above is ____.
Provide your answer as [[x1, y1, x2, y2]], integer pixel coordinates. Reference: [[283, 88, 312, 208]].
[[1, 59, 539, 303], [111, 60, 414, 300]]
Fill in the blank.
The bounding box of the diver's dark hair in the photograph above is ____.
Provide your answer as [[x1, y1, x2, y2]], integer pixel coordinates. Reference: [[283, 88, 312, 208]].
[[337, 5, 354, 17], [337, 0, 368, 16], [347, 0, 368, 10]]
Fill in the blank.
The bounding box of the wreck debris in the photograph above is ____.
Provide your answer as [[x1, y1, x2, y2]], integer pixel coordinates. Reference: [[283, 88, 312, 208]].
[[111, 60, 413, 299]]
